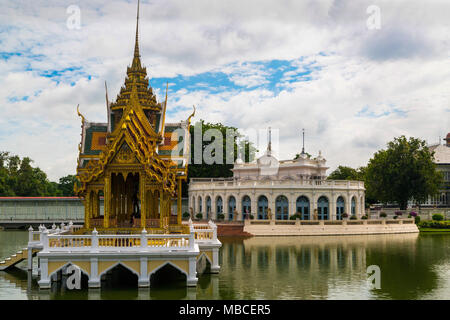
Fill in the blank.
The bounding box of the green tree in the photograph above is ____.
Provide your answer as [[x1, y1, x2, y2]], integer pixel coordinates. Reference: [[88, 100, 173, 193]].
[[365, 136, 443, 210], [327, 165, 364, 180], [58, 174, 77, 196], [188, 120, 257, 179]]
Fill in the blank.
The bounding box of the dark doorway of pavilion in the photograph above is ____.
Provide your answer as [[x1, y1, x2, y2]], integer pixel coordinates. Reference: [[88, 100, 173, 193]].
[[110, 172, 141, 228], [150, 264, 187, 289], [100, 264, 138, 290]]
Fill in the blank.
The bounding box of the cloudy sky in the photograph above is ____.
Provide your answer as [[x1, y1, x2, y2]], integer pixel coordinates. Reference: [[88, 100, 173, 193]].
[[1, 0, 449, 181]]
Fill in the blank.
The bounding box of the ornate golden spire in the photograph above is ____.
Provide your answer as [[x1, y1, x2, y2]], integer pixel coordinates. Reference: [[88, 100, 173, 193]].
[[132, 0, 141, 68]]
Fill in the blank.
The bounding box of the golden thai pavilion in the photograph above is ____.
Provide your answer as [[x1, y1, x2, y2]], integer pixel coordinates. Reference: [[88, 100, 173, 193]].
[[74, 2, 192, 233]]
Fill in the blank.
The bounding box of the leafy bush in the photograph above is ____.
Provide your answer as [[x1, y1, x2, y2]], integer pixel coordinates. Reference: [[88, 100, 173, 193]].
[[182, 212, 190, 219], [250, 214, 254, 220], [217, 213, 225, 220], [350, 215, 357, 220], [380, 212, 387, 218], [361, 215, 368, 220], [195, 213, 203, 220], [342, 213, 349, 218], [415, 216, 421, 224], [419, 220, 450, 229], [393, 215, 398, 219], [432, 214, 444, 221], [289, 213, 301, 220]]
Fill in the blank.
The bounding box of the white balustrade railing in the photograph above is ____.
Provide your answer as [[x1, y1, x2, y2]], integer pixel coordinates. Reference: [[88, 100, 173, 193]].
[[189, 178, 364, 190], [38, 228, 196, 253]]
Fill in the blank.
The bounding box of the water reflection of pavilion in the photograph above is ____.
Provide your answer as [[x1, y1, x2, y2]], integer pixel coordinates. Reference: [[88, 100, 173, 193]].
[[219, 234, 419, 299]]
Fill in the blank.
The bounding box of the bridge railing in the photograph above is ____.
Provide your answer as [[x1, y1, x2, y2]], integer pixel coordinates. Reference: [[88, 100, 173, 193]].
[[39, 228, 196, 253]]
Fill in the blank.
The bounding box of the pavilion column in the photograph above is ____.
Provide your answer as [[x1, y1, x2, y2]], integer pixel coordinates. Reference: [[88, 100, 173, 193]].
[[140, 174, 146, 228], [177, 180, 182, 225], [85, 189, 91, 229], [159, 191, 165, 228], [104, 174, 111, 228], [147, 190, 152, 219], [111, 175, 116, 219], [96, 191, 100, 218]]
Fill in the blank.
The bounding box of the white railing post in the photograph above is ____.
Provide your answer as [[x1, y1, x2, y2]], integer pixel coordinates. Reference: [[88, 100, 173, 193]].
[[52, 223, 56, 230], [28, 226, 33, 243], [209, 220, 217, 241], [42, 229, 49, 252], [92, 228, 98, 252], [141, 228, 147, 248], [189, 224, 195, 250]]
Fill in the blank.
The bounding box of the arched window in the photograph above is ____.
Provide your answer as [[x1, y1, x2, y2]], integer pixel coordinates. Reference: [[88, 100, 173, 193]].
[[276, 195, 289, 220], [351, 197, 356, 215], [296, 196, 310, 220], [216, 196, 223, 214], [206, 196, 211, 219], [198, 196, 202, 214], [228, 196, 236, 221], [242, 196, 251, 220], [317, 196, 329, 220], [336, 196, 345, 220], [257, 196, 268, 220]]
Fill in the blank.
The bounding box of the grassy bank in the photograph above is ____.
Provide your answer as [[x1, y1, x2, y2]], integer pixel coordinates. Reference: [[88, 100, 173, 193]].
[[419, 228, 450, 233]]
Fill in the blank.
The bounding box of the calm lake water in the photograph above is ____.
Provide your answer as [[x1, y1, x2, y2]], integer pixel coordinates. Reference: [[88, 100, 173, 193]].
[[1, 230, 450, 300]]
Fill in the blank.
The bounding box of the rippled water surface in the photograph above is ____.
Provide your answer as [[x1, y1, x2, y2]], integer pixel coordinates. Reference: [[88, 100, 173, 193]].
[[1, 230, 450, 300]]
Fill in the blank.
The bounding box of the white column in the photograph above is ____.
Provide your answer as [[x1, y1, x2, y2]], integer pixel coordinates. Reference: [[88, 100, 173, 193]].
[[289, 193, 296, 219], [346, 193, 351, 217], [330, 194, 336, 220], [211, 196, 217, 220], [38, 258, 50, 289], [138, 257, 149, 287], [88, 258, 100, 288], [187, 257, 198, 286], [211, 248, 220, 273]]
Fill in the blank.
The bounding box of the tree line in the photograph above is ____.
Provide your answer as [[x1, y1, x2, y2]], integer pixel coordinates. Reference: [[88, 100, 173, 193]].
[[0, 152, 77, 197]]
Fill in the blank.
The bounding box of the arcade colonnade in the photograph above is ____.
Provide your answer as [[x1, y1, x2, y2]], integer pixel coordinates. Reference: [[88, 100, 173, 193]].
[[188, 180, 365, 221]]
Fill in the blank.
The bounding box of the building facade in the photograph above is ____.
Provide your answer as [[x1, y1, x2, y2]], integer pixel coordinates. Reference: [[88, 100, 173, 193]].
[[189, 136, 365, 221], [422, 133, 450, 207]]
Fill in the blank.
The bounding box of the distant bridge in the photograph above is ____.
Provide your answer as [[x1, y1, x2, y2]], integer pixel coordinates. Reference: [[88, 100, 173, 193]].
[[0, 197, 188, 229], [0, 197, 86, 229]]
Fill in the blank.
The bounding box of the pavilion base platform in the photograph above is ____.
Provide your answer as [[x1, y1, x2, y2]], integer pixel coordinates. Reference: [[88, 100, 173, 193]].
[[243, 218, 419, 236], [9, 220, 221, 290]]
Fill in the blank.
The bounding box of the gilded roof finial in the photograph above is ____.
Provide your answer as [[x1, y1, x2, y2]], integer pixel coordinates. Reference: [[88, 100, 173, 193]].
[[76, 104, 86, 124], [187, 105, 196, 127], [134, 0, 140, 59], [131, 0, 141, 69]]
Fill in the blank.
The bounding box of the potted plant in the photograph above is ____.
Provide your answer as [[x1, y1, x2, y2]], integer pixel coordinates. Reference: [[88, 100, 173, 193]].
[[182, 212, 190, 220], [217, 213, 225, 221], [342, 213, 349, 220], [250, 214, 255, 220], [195, 213, 203, 221], [394, 211, 403, 218], [350, 215, 357, 220], [361, 215, 368, 220], [379, 212, 387, 219]]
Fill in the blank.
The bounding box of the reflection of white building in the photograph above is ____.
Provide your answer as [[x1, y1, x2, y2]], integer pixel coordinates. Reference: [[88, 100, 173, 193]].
[[423, 133, 450, 207], [189, 133, 365, 221]]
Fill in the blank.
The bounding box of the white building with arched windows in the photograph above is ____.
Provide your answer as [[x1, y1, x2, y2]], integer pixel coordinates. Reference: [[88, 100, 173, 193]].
[[188, 140, 365, 221]]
